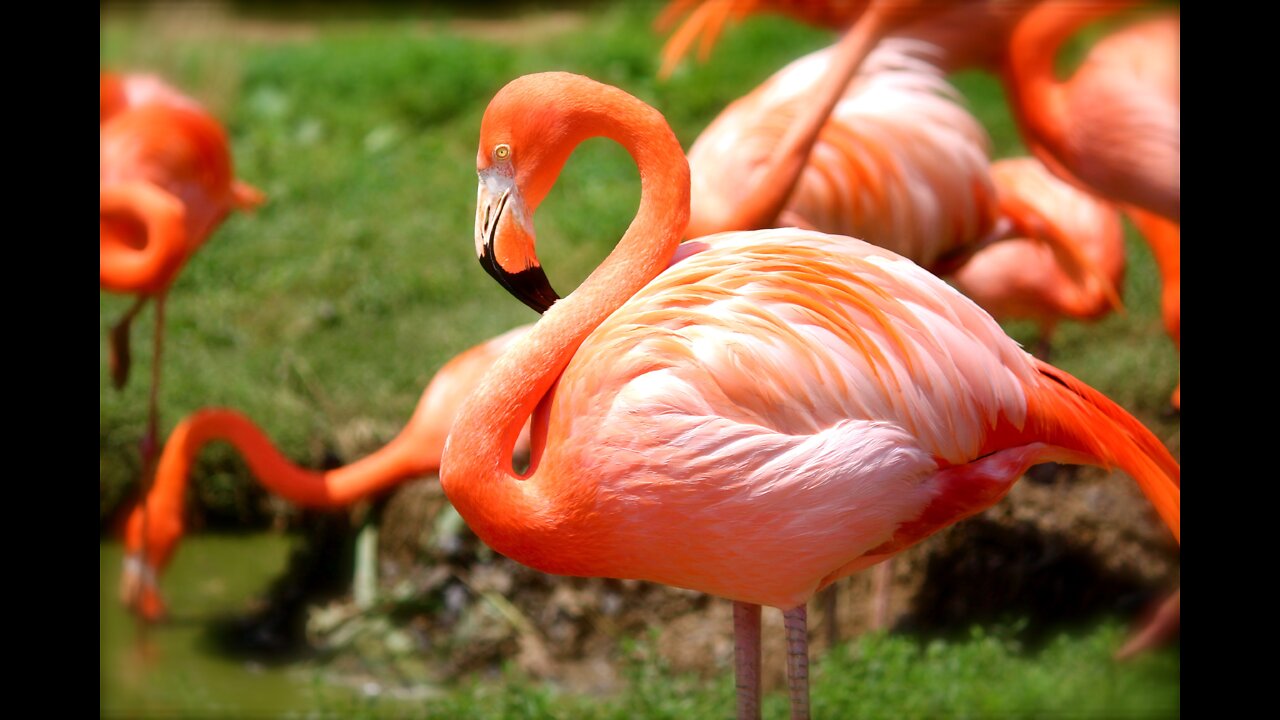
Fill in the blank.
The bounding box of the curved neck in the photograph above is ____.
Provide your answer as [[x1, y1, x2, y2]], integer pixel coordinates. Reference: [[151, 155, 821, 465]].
[[1003, 1, 1133, 162], [441, 85, 690, 559], [138, 408, 436, 547], [719, 14, 888, 232], [99, 183, 189, 294]]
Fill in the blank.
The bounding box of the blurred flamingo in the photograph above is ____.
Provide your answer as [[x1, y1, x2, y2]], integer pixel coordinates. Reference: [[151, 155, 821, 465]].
[[655, 0, 1039, 79], [101, 72, 264, 473], [100, 72, 202, 125], [950, 157, 1126, 359], [442, 72, 1179, 719], [120, 325, 534, 621], [684, 35, 1002, 273], [1002, 6, 1180, 407]]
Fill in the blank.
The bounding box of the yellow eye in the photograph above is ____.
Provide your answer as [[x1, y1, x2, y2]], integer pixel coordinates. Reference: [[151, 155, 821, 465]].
[[494, 144, 511, 161]]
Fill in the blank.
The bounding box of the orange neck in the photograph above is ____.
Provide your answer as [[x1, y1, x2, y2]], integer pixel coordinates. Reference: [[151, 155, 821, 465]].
[[440, 78, 690, 566], [131, 408, 436, 566], [1002, 1, 1133, 169]]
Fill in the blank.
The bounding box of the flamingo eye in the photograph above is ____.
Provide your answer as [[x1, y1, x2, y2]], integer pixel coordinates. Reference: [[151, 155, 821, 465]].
[[494, 144, 511, 161]]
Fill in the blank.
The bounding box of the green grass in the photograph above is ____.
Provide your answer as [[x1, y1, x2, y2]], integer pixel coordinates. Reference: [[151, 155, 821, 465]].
[[304, 623, 1178, 719]]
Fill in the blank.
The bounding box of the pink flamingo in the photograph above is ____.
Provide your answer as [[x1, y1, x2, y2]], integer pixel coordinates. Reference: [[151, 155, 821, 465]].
[[441, 72, 1179, 719], [101, 73, 264, 471], [120, 325, 534, 621], [950, 157, 1126, 358]]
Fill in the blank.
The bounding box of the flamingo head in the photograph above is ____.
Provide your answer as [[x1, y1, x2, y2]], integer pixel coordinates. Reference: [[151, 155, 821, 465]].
[[472, 73, 649, 314], [119, 502, 183, 622]]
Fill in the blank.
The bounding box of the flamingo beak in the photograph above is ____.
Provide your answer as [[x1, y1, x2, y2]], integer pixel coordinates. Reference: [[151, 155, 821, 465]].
[[475, 169, 560, 314], [121, 553, 168, 622]]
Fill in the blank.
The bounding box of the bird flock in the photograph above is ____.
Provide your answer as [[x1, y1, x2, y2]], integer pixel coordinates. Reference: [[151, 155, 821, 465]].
[[101, 1, 1179, 717]]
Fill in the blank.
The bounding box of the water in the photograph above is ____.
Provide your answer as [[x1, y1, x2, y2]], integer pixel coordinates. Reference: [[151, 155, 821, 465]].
[[100, 533, 360, 718]]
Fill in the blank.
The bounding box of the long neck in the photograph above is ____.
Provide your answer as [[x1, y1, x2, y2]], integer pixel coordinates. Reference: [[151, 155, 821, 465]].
[[1003, 1, 1132, 164], [440, 88, 690, 560], [140, 408, 436, 535], [717, 13, 889, 232]]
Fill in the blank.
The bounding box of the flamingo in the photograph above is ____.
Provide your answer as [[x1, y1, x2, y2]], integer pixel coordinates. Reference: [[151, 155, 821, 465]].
[[655, 0, 1038, 80], [1002, 5, 1180, 407], [100, 72, 203, 126], [120, 325, 534, 622], [101, 74, 264, 475], [949, 157, 1126, 358], [684, 34, 1001, 273], [440, 72, 1179, 719]]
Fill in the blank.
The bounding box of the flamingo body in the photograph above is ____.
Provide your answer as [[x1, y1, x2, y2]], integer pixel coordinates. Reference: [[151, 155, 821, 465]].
[[444, 72, 1179, 716], [686, 41, 998, 269], [951, 157, 1125, 336]]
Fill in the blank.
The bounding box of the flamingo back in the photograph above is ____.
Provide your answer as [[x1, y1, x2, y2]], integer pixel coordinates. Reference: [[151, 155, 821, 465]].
[[100, 104, 251, 292], [951, 157, 1125, 328], [687, 41, 998, 268]]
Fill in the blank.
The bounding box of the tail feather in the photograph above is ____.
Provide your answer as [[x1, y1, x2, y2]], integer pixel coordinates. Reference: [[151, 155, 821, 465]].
[[1025, 358, 1179, 542]]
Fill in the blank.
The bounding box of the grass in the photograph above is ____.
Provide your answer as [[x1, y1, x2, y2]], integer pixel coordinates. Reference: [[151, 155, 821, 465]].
[[101, 2, 1179, 716], [304, 623, 1178, 719]]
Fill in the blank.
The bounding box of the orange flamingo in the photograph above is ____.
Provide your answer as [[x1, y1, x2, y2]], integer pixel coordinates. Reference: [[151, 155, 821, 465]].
[[655, 0, 1036, 80], [1003, 5, 1180, 407], [685, 34, 1002, 272], [441, 72, 1179, 718], [950, 157, 1126, 358], [120, 325, 534, 621], [101, 73, 264, 471]]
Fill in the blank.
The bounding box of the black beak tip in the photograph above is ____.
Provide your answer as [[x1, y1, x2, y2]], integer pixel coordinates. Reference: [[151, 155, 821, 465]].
[[479, 253, 561, 315]]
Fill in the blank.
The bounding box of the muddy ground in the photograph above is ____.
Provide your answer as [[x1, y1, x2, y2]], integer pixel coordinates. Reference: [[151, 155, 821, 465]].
[[284, 462, 1180, 695]]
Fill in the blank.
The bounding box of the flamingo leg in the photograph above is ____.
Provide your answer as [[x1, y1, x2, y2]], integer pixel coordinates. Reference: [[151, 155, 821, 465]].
[[109, 295, 149, 390], [784, 604, 810, 720], [142, 293, 167, 471], [1115, 588, 1180, 660], [733, 601, 762, 720], [134, 293, 168, 598], [870, 559, 893, 631], [821, 582, 839, 648]]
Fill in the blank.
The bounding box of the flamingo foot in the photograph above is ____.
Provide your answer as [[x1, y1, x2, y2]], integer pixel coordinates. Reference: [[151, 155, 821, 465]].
[[733, 601, 762, 720], [1115, 588, 1180, 661], [785, 604, 810, 720]]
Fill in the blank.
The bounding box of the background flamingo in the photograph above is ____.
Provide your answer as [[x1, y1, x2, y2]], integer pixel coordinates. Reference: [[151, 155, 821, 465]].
[[950, 156, 1126, 359], [120, 324, 534, 622], [1002, 5, 1180, 407], [684, 35, 1000, 272], [101, 74, 264, 475], [441, 72, 1180, 720], [655, 0, 1040, 79]]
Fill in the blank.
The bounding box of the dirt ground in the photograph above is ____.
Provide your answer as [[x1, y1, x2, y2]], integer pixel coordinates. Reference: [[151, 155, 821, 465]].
[[359, 462, 1178, 694]]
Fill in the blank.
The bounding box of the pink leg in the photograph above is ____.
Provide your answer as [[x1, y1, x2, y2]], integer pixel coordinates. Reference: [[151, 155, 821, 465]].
[[870, 559, 893, 631], [821, 582, 838, 648], [784, 604, 810, 720], [1115, 588, 1180, 660], [733, 601, 762, 720]]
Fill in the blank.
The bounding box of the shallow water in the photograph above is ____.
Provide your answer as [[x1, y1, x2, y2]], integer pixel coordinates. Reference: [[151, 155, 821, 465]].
[[100, 534, 369, 718]]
